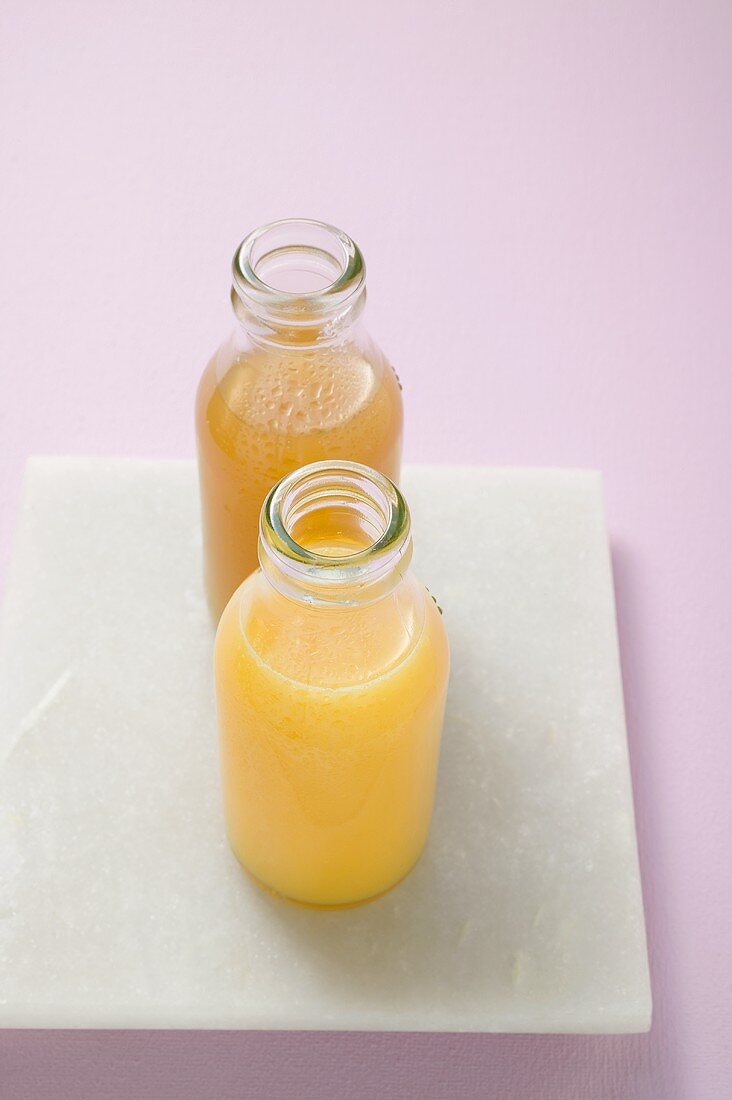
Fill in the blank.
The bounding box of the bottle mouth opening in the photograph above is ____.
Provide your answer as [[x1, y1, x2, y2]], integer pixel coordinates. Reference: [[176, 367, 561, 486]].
[[259, 461, 412, 605], [232, 219, 366, 325]]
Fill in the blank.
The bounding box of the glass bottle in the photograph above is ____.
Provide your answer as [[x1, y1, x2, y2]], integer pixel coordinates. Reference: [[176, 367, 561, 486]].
[[196, 219, 404, 622], [214, 461, 449, 908]]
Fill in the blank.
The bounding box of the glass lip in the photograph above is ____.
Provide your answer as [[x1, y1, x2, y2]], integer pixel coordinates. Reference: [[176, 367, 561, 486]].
[[232, 218, 366, 317], [259, 461, 412, 605]]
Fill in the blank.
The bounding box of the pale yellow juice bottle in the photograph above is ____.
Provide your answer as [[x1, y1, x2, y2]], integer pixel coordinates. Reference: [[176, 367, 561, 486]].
[[196, 220, 403, 621], [214, 461, 450, 908]]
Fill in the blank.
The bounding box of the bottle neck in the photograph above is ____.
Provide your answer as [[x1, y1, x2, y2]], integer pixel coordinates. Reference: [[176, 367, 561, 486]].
[[259, 462, 412, 608], [231, 218, 367, 349]]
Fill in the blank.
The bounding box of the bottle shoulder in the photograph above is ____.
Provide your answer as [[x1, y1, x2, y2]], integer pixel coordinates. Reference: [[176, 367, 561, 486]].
[[215, 571, 446, 694], [198, 330, 401, 442]]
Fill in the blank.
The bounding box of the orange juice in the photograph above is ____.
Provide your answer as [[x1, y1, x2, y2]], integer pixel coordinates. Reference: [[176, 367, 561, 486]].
[[196, 219, 404, 621], [213, 461, 449, 908]]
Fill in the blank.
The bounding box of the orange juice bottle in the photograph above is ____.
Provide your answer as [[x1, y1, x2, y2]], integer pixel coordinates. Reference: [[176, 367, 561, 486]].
[[196, 219, 403, 621], [214, 461, 450, 908]]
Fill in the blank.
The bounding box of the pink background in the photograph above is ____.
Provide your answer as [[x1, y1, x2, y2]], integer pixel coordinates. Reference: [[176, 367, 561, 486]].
[[1, 2, 731, 1097]]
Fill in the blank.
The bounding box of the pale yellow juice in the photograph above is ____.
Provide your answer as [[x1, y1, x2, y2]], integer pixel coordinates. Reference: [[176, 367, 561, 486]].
[[214, 512, 449, 908]]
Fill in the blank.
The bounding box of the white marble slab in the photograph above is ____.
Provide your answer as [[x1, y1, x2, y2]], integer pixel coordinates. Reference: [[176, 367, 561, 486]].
[[0, 459, 650, 1032]]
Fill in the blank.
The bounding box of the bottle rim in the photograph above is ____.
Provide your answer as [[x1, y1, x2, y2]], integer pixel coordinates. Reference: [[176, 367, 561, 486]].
[[259, 461, 412, 606], [232, 218, 366, 327]]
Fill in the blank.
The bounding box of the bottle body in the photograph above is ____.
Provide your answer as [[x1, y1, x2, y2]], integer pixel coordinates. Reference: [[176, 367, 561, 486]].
[[213, 461, 449, 908], [196, 219, 403, 621], [215, 573, 447, 907], [196, 329, 403, 621]]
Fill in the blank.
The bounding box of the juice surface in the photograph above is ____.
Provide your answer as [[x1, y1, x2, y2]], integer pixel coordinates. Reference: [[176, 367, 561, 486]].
[[196, 339, 403, 620], [214, 564, 449, 908]]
